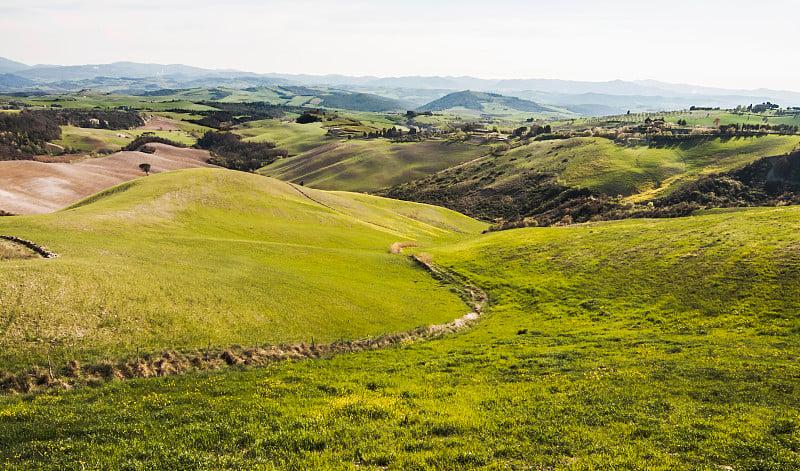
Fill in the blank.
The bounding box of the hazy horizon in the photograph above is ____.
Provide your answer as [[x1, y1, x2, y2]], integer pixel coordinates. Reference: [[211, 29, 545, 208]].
[[3, 0, 799, 92]]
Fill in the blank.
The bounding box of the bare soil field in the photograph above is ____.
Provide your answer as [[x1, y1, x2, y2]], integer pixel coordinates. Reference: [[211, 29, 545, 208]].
[[0, 143, 217, 215], [137, 115, 184, 131]]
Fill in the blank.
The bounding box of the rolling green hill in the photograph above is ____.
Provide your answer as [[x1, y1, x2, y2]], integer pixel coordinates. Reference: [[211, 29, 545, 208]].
[[380, 135, 800, 222], [233, 119, 334, 155], [260, 139, 491, 192], [2, 206, 798, 469], [0, 168, 486, 370], [418, 90, 577, 119]]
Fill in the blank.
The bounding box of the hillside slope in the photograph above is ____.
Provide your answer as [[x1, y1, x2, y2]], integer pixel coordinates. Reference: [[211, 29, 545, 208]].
[[2, 206, 798, 469], [380, 135, 800, 222], [0, 143, 216, 215], [260, 139, 490, 192], [417, 90, 576, 118], [0, 168, 486, 368]]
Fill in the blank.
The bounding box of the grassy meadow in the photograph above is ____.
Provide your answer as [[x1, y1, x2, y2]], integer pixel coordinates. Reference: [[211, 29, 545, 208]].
[[1, 204, 798, 469], [0, 169, 485, 371], [261, 139, 491, 192], [233, 119, 334, 155]]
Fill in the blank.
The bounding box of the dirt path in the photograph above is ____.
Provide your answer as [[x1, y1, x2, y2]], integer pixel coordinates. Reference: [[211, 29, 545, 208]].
[[0, 143, 217, 215]]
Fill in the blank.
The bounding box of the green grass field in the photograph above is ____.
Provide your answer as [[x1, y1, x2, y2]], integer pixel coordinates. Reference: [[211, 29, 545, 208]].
[[1, 204, 798, 469], [261, 139, 491, 192], [0, 169, 485, 371], [233, 119, 334, 155]]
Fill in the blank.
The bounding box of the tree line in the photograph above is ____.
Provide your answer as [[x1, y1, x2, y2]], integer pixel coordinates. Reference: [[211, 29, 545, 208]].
[[0, 109, 145, 160]]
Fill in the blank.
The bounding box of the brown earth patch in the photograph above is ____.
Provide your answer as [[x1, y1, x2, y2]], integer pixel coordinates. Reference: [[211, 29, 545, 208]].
[[0, 143, 218, 215], [137, 115, 184, 131], [390, 241, 420, 254]]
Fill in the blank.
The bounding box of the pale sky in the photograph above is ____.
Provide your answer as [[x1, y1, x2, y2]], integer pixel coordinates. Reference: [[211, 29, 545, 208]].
[[2, 0, 799, 91]]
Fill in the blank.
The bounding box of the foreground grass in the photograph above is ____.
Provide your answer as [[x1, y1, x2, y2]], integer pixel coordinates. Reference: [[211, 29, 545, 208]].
[[0, 169, 484, 370], [2, 206, 798, 469]]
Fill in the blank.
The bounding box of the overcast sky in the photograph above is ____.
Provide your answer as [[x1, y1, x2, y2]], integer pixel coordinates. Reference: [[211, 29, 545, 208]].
[[2, 0, 798, 91]]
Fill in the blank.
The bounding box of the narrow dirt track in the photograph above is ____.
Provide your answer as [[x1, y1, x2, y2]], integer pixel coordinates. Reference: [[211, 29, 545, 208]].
[[0, 143, 217, 215]]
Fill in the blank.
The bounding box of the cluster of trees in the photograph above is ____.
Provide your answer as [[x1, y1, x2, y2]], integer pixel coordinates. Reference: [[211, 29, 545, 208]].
[[296, 111, 323, 124], [720, 123, 798, 135], [689, 106, 721, 111], [187, 102, 287, 130], [0, 109, 146, 161], [509, 125, 553, 138], [55, 110, 144, 129], [0, 110, 62, 160], [122, 134, 187, 151], [363, 127, 403, 139], [405, 110, 433, 119], [197, 131, 287, 172], [747, 102, 780, 113]]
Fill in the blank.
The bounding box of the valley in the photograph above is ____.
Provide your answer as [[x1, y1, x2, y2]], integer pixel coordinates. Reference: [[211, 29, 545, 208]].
[[1, 73, 799, 469]]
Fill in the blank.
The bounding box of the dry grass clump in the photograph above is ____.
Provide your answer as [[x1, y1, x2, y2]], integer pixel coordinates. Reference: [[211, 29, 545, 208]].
[[389, 241, 420, 254]]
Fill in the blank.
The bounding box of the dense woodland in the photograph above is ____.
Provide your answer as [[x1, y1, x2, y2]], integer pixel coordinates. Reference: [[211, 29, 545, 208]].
[[197, 131, 287, 171], [0, 109, 143, 160], [0, 111, 62, 160], [186, 102, 288, 129]]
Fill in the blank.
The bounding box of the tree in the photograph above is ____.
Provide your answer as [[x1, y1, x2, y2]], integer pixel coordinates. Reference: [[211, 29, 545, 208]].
[[138, 163, 151, 176]]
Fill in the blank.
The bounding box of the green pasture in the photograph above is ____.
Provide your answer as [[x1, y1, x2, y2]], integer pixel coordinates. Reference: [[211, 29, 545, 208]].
[[0, 169, 484, 370], [1, 206, 798, 469], [233, 119, 334, 155]]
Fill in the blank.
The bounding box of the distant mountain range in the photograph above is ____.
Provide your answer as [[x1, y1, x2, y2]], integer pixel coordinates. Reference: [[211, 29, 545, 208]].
[[2, 58, 800, 116]]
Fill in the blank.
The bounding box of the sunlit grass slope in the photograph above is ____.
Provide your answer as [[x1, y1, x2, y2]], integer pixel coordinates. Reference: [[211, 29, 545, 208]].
[[2, 207, 798, 469], [233, 119, 334, 155], [260, 139, 490, 192], [0, 168, 486, 369]]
